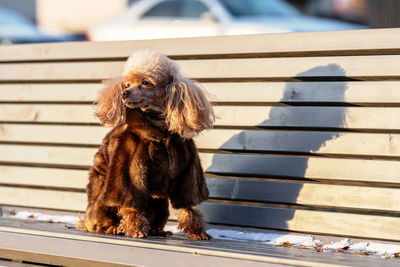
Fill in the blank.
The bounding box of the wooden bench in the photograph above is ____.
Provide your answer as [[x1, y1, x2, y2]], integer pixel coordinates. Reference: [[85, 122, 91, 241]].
[[1, 28, 400, 266]]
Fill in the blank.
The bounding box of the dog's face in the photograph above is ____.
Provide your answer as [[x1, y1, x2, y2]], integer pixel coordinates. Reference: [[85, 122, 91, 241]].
[[122, 73, 168, 114]]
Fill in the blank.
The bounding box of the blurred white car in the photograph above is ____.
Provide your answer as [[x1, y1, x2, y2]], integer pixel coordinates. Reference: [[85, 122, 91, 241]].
[[88, 0, 366, 41]]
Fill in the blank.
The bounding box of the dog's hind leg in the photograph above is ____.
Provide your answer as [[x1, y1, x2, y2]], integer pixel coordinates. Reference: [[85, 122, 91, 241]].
[[177, 206, 211, 240]]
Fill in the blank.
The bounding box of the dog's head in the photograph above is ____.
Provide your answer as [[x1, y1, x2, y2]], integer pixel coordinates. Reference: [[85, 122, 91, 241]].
[[95, 50, 215, 139]]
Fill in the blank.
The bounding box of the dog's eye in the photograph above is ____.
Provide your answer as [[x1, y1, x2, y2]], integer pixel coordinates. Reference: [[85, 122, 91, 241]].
[[125, 83, 131, 88], [142, 80, 151, 86]]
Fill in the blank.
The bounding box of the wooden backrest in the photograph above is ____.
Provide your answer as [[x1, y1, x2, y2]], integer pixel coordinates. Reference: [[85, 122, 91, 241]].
[[1, 28, 400, 242]]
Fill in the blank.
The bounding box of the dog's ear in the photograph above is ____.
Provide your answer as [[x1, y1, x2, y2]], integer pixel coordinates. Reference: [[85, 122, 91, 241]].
[[95, 77, 126, 126], [164, 77, 215, 139]]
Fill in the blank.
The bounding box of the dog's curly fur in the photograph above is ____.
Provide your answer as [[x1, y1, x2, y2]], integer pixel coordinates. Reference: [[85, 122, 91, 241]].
[[77, 50, 215, 239]]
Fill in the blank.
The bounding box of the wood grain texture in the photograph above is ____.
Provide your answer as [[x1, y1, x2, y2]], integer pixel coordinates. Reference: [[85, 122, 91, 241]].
[[1, 55, 400, 81], [0, 28, 399, 61], [1, 144, 400, 183], [206, 177, 400, 212], [201, 202, 400, 241], [2, 105, 400, 131], [0, 83, 100, 102], [205, 81, 400, 104], [0, 166, 88, 189], [3, 81, 400, 104], [2, 124, 400, 158], [0, 186, 86, 211]]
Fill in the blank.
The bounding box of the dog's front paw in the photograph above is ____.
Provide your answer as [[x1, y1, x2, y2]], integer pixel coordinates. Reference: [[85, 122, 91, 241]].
[[118, 209, 150, 238]]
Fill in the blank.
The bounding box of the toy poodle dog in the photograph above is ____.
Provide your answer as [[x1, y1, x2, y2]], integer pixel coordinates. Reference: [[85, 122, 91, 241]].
[[77, 50, 215, 240]]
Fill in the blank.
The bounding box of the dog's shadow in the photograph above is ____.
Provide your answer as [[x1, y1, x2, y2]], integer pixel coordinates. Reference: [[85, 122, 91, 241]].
[[202, 64, 347, 231]]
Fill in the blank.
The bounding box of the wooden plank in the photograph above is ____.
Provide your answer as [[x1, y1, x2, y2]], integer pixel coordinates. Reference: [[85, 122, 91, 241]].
[[197, 130, 400, 158], [205, 81, 400, 104], [214, 106, 400, 130], [200, 153, 400, 183], [0, 83, 100, 102], [1, 55, 400, 81], [5, 185, 399, 242], [201, 202, 400, 241], [2, 124, 400, 158], [206, 178, 400, 212], [3, 81, 400, 104], [0, 28, 399, 61], [1, 144, 400, 183], [3, 186, 400, 241], [0, 144, 96, 166], [0, 104, 95, 123], [0, 227, 355, 267], [0, 186, 86, 211], [0, 124, 108, 145], [2, 165, 399, 212], [2, 105, 400, 131], [0, 166, 87, 189]]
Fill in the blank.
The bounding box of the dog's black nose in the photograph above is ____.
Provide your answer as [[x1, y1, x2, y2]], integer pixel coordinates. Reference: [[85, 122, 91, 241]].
[[122, 90, 130, 99]]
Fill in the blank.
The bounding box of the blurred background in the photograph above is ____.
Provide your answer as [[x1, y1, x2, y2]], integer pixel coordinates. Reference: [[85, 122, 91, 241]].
[[0, 0, 399, 44]]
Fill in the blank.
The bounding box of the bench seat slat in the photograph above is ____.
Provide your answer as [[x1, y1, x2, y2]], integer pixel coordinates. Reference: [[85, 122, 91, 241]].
[[201, 203, 400, 241], [2, 81, 400, 104], [2, 105, 400, 131], [2, 125, 400, 158], [0, 28, 399, 62], [1, 55, 400, 81], [1, 144, 400, 183]]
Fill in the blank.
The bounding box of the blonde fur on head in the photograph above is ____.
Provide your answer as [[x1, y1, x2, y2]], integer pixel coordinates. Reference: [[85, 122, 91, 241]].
[[96, 50, 215, 138], [164, 75, 215, 139], [95, 77, 126, 126]]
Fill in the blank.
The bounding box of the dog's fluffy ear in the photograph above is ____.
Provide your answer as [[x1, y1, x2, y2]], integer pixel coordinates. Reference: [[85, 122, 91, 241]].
[[95, 77, 126, 126], [164, 77, 215, 139]]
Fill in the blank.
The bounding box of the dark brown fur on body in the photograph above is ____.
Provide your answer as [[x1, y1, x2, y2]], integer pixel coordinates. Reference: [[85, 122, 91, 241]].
[[78, 50, 214, 239]]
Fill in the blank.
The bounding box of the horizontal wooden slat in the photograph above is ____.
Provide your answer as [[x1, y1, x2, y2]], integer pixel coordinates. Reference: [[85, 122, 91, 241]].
[[0, 104, 95, 123], [205, 81, 400, 104], [0, 124, 108, 145], [0, 144, 96, 166], [0, 166, 87, 189], [200, 153, 400, 183], [0, 187, 86, 211], [3, 81, 400, 104], [2, 105, 400, 131], [197, 129, 400, 158], [215, 106, 400, 130], [206, 178, 400, 212], [1, 144, 400, 183], [2, 165, 399, 213], [201, 203, 400, 241], [2, 186, 400, 241], [0, 28, 399, 61], [1, 55, 400, 81], [2, 124, 400, 158], [0, 84, 100, 102]]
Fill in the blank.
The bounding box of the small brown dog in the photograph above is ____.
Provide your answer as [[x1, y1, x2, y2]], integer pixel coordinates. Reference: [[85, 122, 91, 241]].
[[77, 50, 214, 239]]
